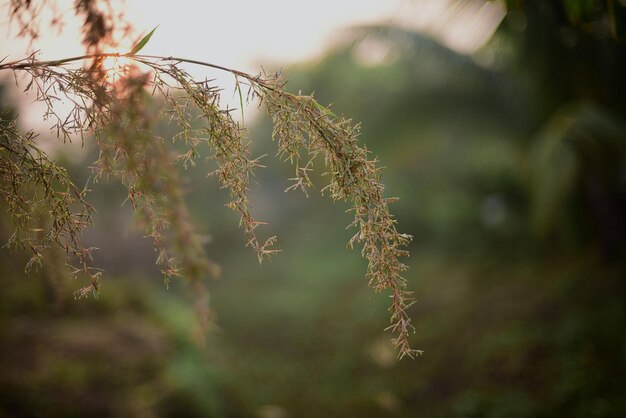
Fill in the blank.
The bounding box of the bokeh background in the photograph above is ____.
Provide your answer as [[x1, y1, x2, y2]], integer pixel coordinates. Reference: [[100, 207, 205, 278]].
[[1, 1, 626, 417]]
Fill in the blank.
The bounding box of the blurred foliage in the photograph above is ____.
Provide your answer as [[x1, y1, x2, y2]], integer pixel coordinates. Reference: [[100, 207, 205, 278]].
[[0, 243, 246, 417], [1, 0, 626, 417], [504, 0, 626, 40]]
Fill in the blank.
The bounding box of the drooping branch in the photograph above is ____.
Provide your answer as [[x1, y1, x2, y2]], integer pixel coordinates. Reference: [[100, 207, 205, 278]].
[[0, 117, 99, 296], [0, 52, 419, 358]]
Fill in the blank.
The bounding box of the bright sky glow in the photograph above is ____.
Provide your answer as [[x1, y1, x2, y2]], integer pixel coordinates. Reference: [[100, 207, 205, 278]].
[[2, 0, 505, 68], [0, 0, 505, 128]]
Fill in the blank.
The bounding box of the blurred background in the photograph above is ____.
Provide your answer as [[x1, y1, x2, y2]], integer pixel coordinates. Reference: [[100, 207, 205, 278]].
[[1, 0, 626, 417]]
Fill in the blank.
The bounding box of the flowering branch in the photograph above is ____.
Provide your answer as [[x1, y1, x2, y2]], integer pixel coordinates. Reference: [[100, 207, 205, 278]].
[[0, 51, 419, 358]]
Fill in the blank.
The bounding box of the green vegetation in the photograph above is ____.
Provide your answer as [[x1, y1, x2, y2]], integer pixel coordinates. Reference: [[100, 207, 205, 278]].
[[1, 0, 625, 417]]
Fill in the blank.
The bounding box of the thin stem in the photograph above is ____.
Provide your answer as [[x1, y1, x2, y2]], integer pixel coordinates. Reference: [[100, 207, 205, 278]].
[[0, 53, 121, 70], [0, 52, 273, 87], [133, 55, 253, 80]]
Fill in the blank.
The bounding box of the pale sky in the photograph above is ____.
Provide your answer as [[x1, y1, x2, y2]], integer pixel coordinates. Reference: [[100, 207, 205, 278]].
[[2, 0, 407, 72], [2, 0, 505, 68], [1, 0, 505, 126]]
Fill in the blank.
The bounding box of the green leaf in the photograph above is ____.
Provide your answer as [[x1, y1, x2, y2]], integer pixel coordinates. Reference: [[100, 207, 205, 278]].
[[234, 75, 245, 127], [128, 25, 159, 56], [313, 100, 336, 118]]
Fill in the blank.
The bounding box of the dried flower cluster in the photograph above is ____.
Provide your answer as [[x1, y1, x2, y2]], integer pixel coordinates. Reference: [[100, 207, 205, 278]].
[[1, 0, 419, 357], [0, 116, 97, 290], [261, 85, 418, 356]]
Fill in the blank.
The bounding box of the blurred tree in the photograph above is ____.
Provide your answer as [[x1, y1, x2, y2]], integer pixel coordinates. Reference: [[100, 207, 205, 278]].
[[347, 0, 626, 258], [501, 0, 626, 257], [198, 1, 625, 415]]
